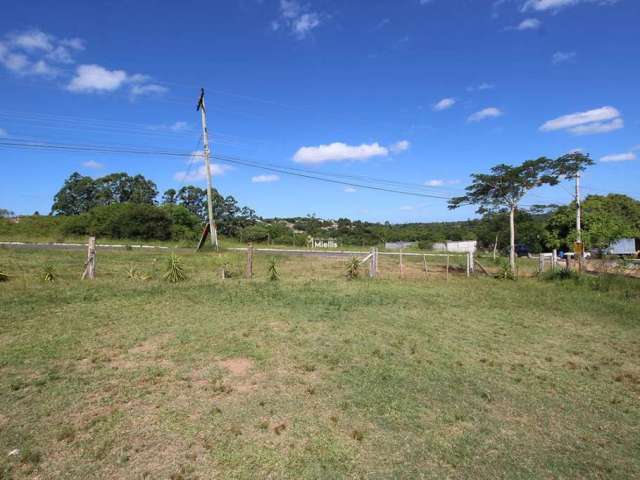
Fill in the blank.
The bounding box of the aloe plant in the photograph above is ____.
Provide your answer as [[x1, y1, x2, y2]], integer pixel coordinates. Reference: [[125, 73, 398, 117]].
[[267, 257, 280, 281], [345, 257, 360, 280]]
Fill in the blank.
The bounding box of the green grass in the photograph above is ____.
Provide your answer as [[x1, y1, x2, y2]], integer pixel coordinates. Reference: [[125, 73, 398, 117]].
[[1, 248, 639, 479]]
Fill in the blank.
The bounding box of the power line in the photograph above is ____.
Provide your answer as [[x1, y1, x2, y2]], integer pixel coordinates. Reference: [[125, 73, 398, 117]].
[[0, 139, 455, 201]]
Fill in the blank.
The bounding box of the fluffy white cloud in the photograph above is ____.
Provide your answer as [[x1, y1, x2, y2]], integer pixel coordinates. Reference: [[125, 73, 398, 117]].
[[294, 142, 388, 164], [433, 98, 456, 111], [515, 18, 542, 30], [67, 64, 167, 97], [552, 51, 576, 64], [293, 140, 409, 164], [82, 160, 104, 169], [0, 29, 84, 77], [468, 107, 503, 122], [600, 152, 636, 163], [540, 106, 623, 135], [251, 174, 280, 183], [522, 0, 619, 12], [273, 0, 323, 39], [67, 64, 127, 92]]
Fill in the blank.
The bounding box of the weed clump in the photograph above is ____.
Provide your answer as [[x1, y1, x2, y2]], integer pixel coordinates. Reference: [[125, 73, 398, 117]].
[[345, 257, 361, 280], [40, 263, 57, 282], [0, 268, 8, 282], [267, 257, 280, 281], [163, 253, 186, 283]]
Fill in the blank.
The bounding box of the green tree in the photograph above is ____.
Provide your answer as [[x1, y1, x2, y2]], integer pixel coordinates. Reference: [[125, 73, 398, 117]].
[[162, 188, 177, 205], [51, 172, 98, 215], [449, 158, 558, 272], [95, 172, 158, 205]]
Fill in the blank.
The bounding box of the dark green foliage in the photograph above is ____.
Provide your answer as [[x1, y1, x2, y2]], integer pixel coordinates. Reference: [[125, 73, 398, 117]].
[[63, 203, 172, 240], [51, 172, 158, 215], [163, 253, 186, 283], [541, 269, 580, 282], [494, 259, 516, 280]]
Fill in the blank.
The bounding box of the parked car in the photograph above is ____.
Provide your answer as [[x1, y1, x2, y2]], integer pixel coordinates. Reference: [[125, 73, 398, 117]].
[[515, 244, 530, 257]]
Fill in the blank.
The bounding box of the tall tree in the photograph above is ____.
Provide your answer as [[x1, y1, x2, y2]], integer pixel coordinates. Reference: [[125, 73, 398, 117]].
[[176, 186, 208, 220], [95, 173, 158, 205], [162, 188, 177, 205], [51, 172, 98, 215], [448, 158, 558, 272]]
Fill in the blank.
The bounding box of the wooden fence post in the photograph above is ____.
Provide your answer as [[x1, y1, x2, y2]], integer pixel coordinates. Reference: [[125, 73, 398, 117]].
[[446, 254, 450, 281], [399, 248, 404, 279], [81, 236, 96, 280], [369, 247, 378, 279], [466, 253, 470, 278], [423, 254, 428, 279], [246, 243, 254, 279], [539, 254, 544, 273], [552, 249, 557, 271]]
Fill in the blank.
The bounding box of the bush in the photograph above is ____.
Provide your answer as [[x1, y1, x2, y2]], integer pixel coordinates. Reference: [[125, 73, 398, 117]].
[[162, 205, 202, 241], [61, 203, 173, 240]]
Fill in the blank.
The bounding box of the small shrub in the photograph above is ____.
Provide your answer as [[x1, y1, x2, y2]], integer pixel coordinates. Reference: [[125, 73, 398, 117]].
[[542, 269, 580, 282], [345, 257, 360, 280], [220, 262, 234, 279], [163, 253, 186, 283], [267, 257, 280, 281], [494, 258, 515, 280], [0, 269, 8, 282], [127, 265, 150, 281], [41, 263, 57, 282]]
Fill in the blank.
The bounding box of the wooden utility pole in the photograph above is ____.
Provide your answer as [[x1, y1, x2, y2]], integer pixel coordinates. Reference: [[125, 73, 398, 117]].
[[575, 171, 583, 272], [197, 88, 219, 250]]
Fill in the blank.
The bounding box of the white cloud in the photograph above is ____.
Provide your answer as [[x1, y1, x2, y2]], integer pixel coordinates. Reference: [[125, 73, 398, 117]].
[[251, 174, 280, 183], [433, 97, 456, 111], [293, 140, 409, 164], [540, 106, 623, 135], [67, 64, 166, 97], [552, 51, 576, 64], [274, 0, 323, 39], [174, 163, 231, 182], [389, 140, 411, 154], [522, 0, 619, 12], [600, 152, 636, 163], [294, 142, 388, 164], [424, 179, 445, 187], [0, 29, 85, 77], [67, 64, 127, 92], [130, 83, 168, 98], [82, 160, 103, 169], [569, 118, 623, 135], [514, 18, 542, 30], [468, 107, 503, 122], [344, 187, 357, 193]]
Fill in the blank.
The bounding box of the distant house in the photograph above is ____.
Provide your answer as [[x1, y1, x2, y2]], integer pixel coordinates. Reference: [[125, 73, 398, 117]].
[[606, 238, 640, 256], [432, 240, 477, 254]]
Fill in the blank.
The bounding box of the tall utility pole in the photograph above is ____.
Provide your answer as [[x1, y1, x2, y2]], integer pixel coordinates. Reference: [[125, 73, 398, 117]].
[[196, 88, 219, 250], [575, 170, 583, 270]]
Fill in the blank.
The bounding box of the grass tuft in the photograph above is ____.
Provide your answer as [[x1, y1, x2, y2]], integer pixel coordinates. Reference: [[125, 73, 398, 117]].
[[163, 253, 187, 283], [40, 263, 57, 282], [345, 256, 361, 280]]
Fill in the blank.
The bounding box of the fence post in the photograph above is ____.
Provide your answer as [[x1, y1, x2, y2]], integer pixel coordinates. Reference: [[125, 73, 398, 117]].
[[446, 254, 450, 281], [81, 236, 96, 280], [399, 248, 404, 279], [538, 254, 544, 273], [466, 253, 470, 278], [369, 247, 376, 279], [552, 249, 557, 271], [246, 243, 254, 279], [423, 254, 428, 279]]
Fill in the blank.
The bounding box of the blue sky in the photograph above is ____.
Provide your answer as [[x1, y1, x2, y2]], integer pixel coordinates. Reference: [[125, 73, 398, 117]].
[[0, 0, 638, 222]]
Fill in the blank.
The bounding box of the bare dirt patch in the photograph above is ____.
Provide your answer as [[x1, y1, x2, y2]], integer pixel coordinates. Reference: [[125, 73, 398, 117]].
[[219, 357, 253, 376]]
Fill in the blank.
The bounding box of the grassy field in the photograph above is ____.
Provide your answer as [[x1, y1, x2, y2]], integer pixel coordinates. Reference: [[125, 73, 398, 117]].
[[1, 247, 639, 479]]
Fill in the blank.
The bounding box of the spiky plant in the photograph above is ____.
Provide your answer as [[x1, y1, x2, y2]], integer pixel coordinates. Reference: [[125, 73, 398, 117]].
[[345, 257, 361, 280], [0, 269, 9, 282], [163, 253, 186, 283], [128, 264, 151, 281], [41, 263, 57, 282], [494, 258, 515, 280], [267, 257, 280, 281]]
